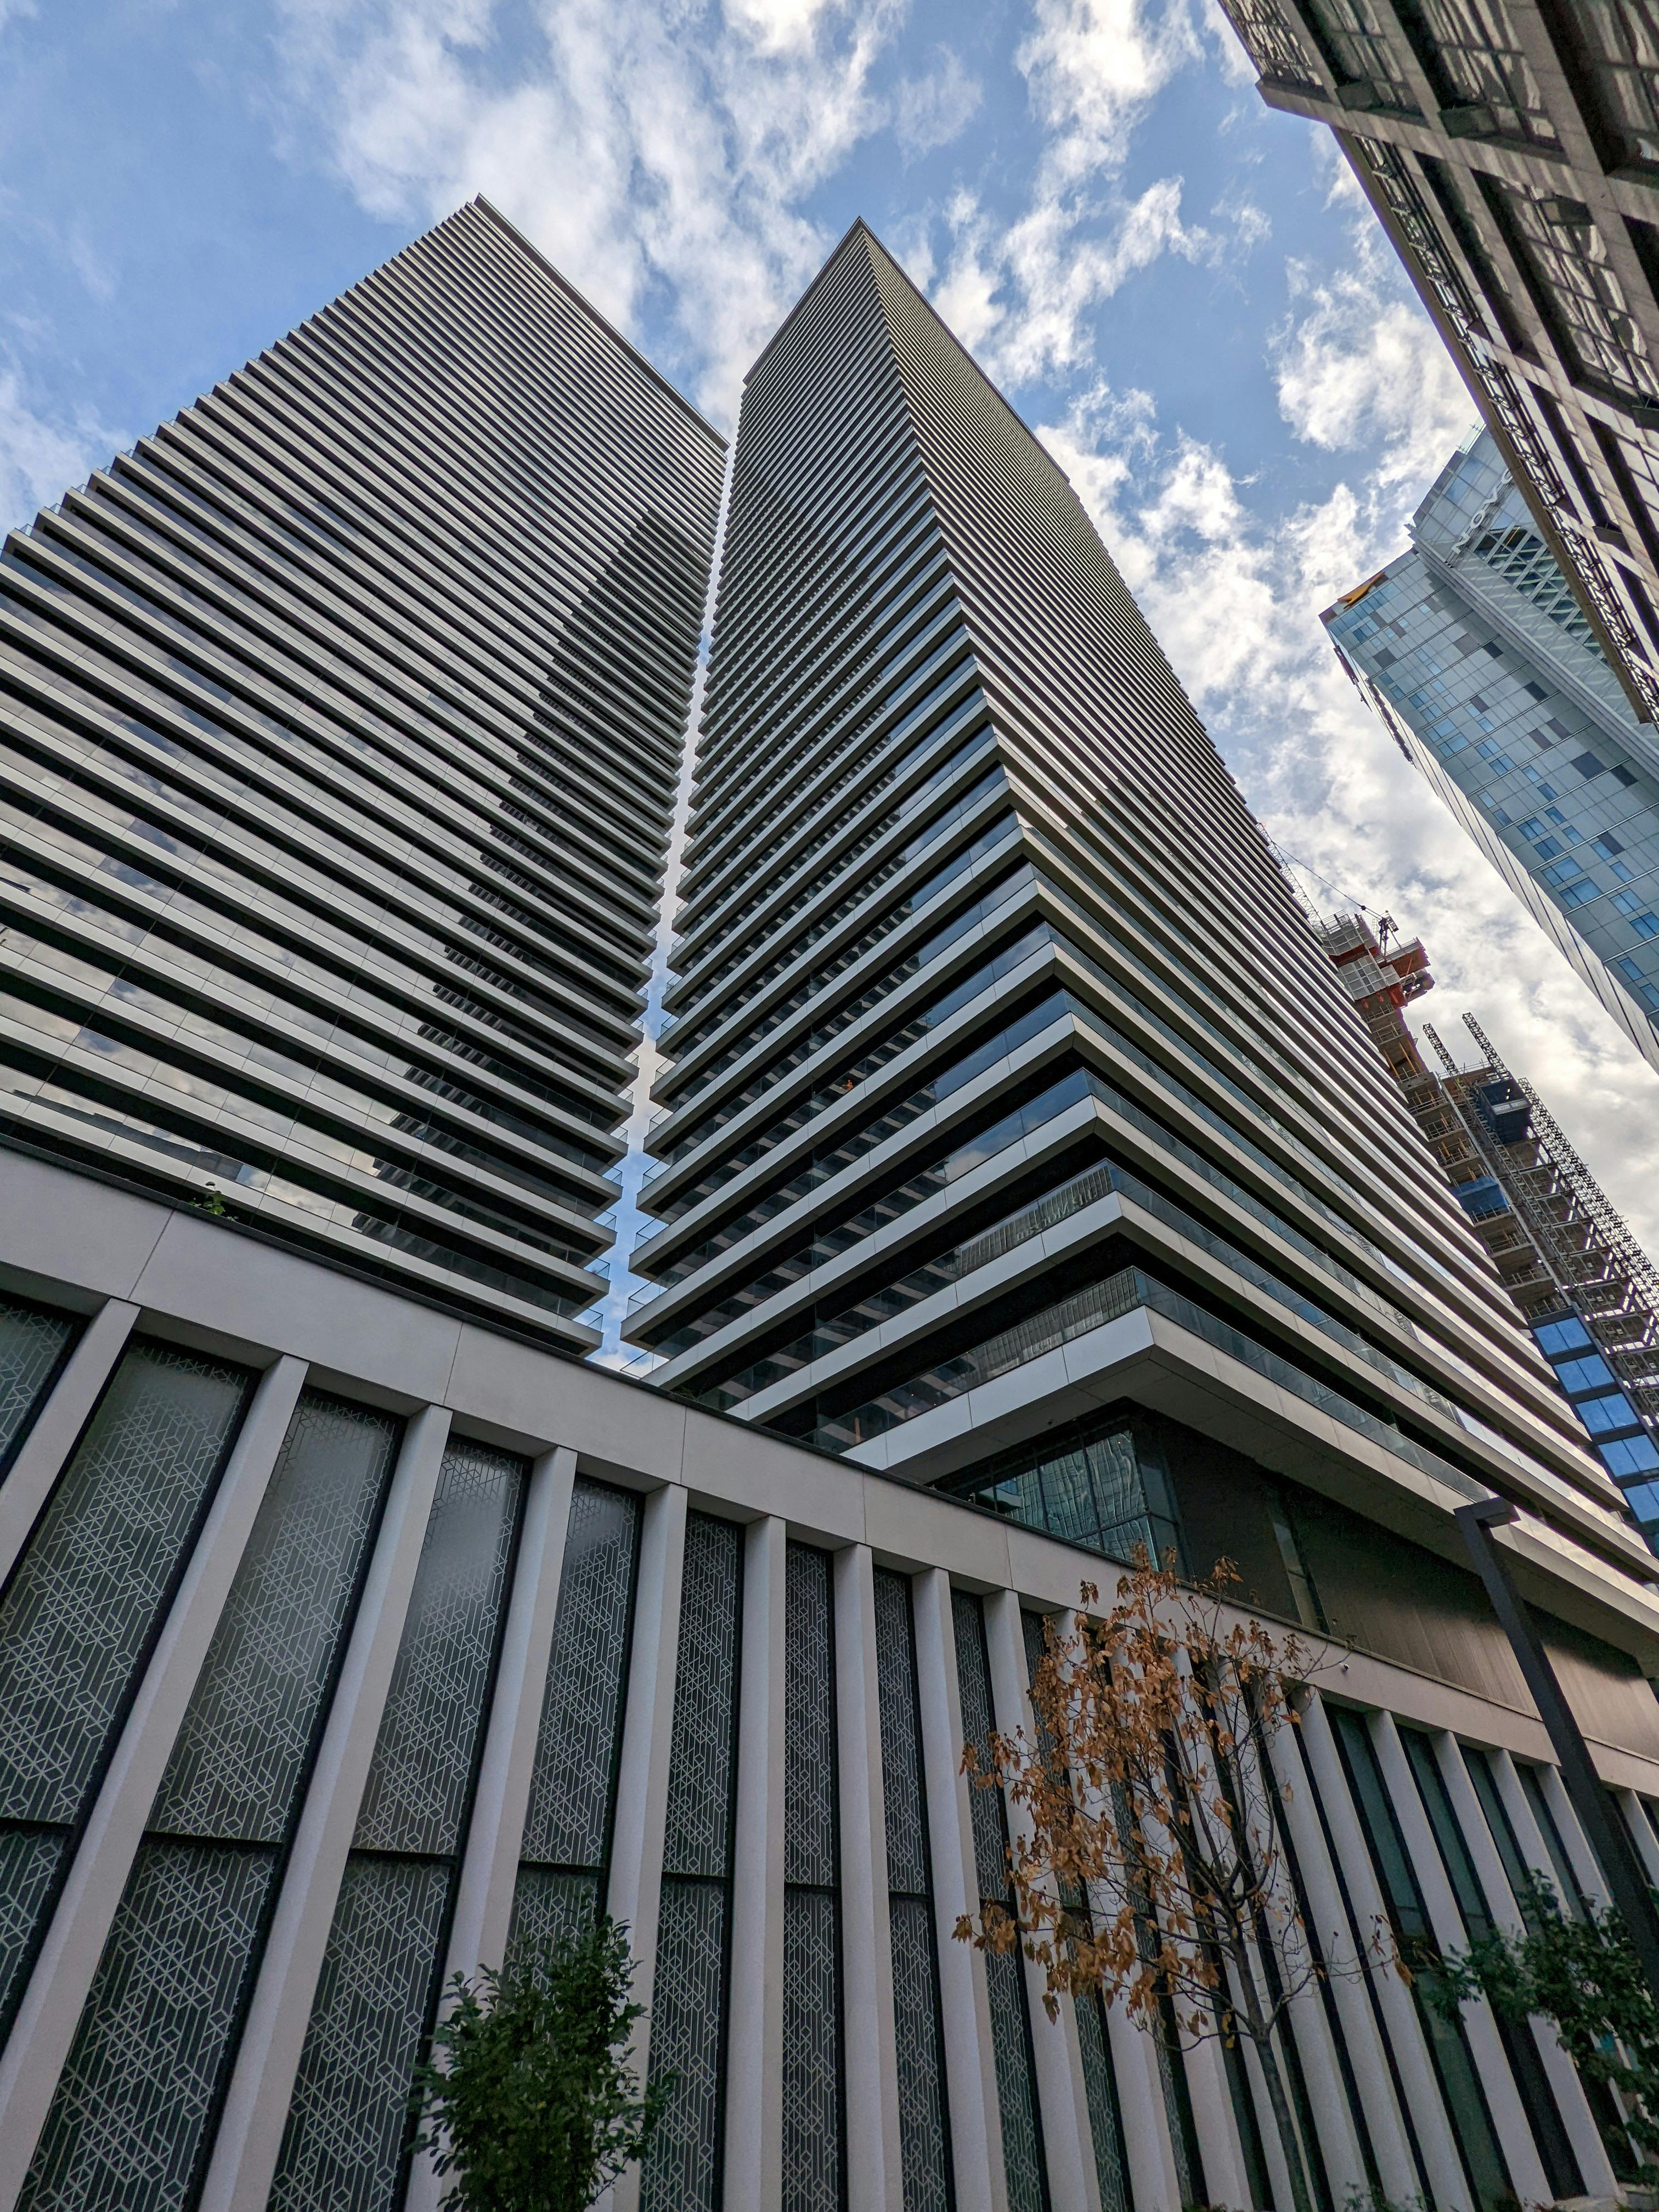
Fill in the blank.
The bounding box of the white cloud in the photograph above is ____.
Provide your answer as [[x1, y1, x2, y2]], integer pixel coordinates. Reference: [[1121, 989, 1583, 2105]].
[[1037, 334, 1659, 1252], [1018, 0, 1199, 182], [893, 45, 981, 156], [0, 366, 123, 534], [1272, 251, 1474, 500], [0, 0, 38, 30], [916, 0, 1248, 387], [270, 0, 906, 418]]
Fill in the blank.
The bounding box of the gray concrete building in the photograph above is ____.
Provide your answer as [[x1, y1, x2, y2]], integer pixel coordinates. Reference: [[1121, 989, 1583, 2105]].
[[1216, 0, 1659, 727], [1325, 424, 1659, 1070], [0, 196, 725, 1352], [8, 213, 1659, 2212]]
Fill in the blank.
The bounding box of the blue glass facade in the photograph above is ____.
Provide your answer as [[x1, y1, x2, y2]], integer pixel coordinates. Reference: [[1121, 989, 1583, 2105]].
[[1325, 428, 1659, 1075]]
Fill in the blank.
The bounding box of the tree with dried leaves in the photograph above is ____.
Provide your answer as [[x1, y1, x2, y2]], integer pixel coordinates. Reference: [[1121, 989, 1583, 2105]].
[[957, 1555, 1382, 2212]]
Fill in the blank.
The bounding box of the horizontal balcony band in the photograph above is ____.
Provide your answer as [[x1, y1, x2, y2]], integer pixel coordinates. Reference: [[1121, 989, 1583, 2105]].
[[698, 1153, 1614, 1510], [832, 1269, 1659, 1618]]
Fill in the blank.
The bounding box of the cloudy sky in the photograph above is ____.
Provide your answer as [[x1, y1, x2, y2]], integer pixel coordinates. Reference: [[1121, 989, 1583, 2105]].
[[4, 0, 1658, 1262]]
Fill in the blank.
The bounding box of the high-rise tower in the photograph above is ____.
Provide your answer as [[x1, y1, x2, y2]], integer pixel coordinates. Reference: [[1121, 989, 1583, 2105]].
[[1325, 426, 1659, 1073], [0, 198, 724, 1349], [627, 227, 1626, 1593], [10, 211, 1659, 2212], [1215, 0, 1659, 729]]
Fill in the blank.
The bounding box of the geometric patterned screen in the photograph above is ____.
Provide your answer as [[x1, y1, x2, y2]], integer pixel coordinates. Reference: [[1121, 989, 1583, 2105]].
[[0, 1293, 75, 1472], [643, 1510, 743, 2212], [270, 1436, 524, 2212], [18, 1390, 402, 2212], [783, 1542, 840, 2212], [511, 1476, 641, 1961], [0, 1339, 252, 2040], [1021, 1610, 1130, 2212], [952, 1589, 1048, 2212], [872, 1567, 954, 2212]]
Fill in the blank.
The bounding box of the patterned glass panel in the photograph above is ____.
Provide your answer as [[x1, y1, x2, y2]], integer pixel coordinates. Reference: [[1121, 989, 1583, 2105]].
[[952, 1590, 1047, 2211], [0, 1295, 74, 1470], [662, 1513, 742, 1877], [0, 1341, 251, 1825], [785, 1543, 836, 1887], [874, 1569, 955, 2212], [951, 1590, 1008, 1901], [1022, 1610, 1130, 2211], [507, 1865, 597, 1968], [353, 1438, 522, 1857], [0, 1830, 64, 2025], [890, 1896, 952, 2212], [1075, 1991, 1131, 2212], [873, 1570, 930, 1897], [153, 1395, 399, 1842], [642, 1877, 727, 2212], [270, 1856, 452, 2212], [784, 1544, 840, 2210], [783, 1887, 841, 2212], [986, 1945, 1047, 2212], [19, 1840, 273, 2212], [519, 1478, 638, 1867]]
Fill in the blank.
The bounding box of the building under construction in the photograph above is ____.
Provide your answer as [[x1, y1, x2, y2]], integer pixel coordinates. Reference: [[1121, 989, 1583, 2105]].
[[1319, 912, 1659, 1529]]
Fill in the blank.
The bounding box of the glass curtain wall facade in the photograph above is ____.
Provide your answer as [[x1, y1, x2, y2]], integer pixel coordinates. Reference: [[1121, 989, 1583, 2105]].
[[1325, 426, 1659, 1072], [625, 225, 1634, 1618], [0, 197, 724, 1348], [1214, 0, 1659, 731]]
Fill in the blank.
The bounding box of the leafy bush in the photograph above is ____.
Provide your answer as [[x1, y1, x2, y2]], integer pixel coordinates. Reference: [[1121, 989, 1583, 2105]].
[[1424, 1871, 1659, 2179], [412, 1914, 664, 2210]]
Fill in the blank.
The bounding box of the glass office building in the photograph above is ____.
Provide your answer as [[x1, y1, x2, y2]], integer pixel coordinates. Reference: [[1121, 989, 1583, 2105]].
[[8, 213, 1659, 2212], [1216, 0, 1659, 731], [0, 198, 725, 1350], [1325, 426, 1659, 1076]]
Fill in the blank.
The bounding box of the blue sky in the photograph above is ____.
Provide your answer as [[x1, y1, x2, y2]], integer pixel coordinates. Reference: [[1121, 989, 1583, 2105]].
[[4, 0, 1657, 1263]]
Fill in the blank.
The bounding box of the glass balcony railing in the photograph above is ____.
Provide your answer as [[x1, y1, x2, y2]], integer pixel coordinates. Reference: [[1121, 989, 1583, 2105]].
[[811, 1263, 1492, 1511], [702, 1155, 1482, 1430]]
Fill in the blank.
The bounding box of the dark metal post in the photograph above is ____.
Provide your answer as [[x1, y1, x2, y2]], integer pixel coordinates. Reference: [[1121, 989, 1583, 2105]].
[[1456, 1497, 1659, 2003]]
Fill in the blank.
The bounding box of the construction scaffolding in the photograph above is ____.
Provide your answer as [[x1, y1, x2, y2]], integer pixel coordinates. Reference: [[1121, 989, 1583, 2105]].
[[1316, 913, 1659, 1441]]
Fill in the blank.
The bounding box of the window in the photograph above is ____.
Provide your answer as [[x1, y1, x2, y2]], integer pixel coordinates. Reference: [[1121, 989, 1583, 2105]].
[[1545, 805, 1565, 822], [1616, 890, 1644, 914], [1634, 915, 1659, 940], [1611, 860, 1635, 882], [1524, 680, 1548, 701], [1576, 1391, 1641, 1435], [1542, 857, 1583, 884], [1555, 1351, 1617, 1392], [1601, 1433, 1659, 1477], [1534, 1315, 1592, 1356], [1571, 752, 1608, 777], [1623, 1479, 1659, 1522], [1559, 880, 1598, 906], [1614, 765, 1639, 787], [1595, 831, 1625, 857], [1520, 817, 1545, 839], [1616, 956, 1648, 984], [1534, 838, 1562, 860]]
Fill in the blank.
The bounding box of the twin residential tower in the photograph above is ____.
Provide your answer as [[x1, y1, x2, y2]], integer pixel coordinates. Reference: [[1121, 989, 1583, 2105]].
[[4, 204, 1659, 2212]]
